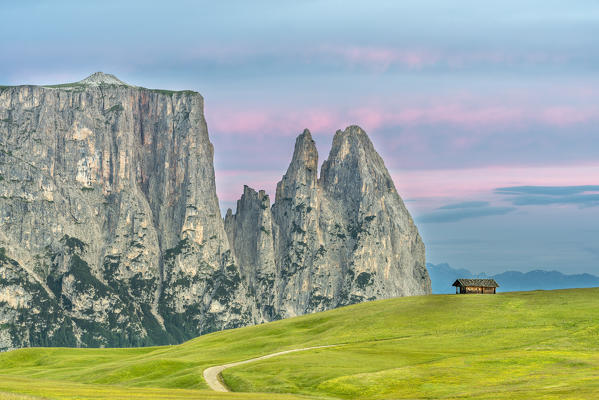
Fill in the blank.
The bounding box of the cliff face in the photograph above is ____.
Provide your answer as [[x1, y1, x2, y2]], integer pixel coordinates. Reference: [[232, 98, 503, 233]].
[[226, 127, 430, 321], [0, 73, 246, 350], [0, 73, 430, 351]]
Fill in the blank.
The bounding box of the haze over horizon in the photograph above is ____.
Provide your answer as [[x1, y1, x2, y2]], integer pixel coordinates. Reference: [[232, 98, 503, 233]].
[[2, 1, 598, 275]]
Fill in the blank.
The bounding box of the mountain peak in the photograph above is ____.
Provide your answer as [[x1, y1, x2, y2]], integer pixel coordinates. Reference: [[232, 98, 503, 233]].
[[274, 129, 319, 203], [299, 128, 313, 140], [338, 125, 366, 136], [332, 125, 372, 148], [78, 72, 129, 86], [291, 129, 318, 168], [321, 124, 398, 202], [326, 124, 377, 165]]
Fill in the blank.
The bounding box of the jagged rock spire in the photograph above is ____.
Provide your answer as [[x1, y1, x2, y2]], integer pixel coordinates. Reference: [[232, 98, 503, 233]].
[[228, 125, 430, 320], [275, 129, 318, 202], [290, 128, 318, 172]]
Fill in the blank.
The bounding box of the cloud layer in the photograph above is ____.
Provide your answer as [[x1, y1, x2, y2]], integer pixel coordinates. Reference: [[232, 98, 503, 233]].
[[497, 185, 599, 207], [418, 201, 516, 223]]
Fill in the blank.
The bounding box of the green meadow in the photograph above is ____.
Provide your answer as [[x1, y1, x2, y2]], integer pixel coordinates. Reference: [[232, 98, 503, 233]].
[[1, 288, 598, 399]]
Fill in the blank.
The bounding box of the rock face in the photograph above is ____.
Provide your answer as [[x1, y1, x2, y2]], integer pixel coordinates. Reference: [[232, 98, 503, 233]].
[[226, 127, 430, 320], [0, 73, 430, 351], [0, 73, 247, 350]]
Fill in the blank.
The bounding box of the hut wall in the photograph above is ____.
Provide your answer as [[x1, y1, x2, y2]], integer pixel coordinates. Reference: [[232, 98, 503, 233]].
[[455, 282, 497, 294], [465, 286, 483, 294]]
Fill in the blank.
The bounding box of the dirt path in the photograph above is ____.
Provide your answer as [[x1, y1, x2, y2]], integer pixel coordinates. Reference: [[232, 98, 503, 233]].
[[203, 345, 336, 392]]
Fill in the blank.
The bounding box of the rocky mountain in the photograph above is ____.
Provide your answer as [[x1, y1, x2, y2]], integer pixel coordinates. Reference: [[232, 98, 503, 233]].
[[225, 128, 430, 320], [427, 262, 599, 294], [0, 73, 430, 351]]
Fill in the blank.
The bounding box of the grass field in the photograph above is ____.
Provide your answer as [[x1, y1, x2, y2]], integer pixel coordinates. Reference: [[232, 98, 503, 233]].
[[1, 288, 598, 399]]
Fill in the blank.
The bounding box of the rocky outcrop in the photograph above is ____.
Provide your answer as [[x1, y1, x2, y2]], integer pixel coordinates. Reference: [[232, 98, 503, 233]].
[[0, 73, 430, 351], [226, 127, 431, 320]]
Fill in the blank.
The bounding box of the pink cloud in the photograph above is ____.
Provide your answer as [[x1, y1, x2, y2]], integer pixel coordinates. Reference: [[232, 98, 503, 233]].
[[210, 111, 272, 134], [315, 45, 573, 72], [540, 106, 599, 126], [349, 105, 526, 129], [204, 77, 599, 138], [208, 108, 342, 137], [181, 43, 573, 74], [391, 163, 599, 212], [209, 103, 599, 138]]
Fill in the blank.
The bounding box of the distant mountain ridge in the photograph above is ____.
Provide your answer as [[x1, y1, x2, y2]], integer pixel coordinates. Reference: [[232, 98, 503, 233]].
[[428, 262, 599, 294]]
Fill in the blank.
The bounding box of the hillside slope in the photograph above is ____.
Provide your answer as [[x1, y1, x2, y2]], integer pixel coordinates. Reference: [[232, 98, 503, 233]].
[[0, 288, 598, 399]]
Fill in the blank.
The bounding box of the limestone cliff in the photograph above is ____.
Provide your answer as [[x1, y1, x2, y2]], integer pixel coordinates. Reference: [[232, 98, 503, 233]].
[[0, 73, 430, 351], [0, 73, 247, 350]]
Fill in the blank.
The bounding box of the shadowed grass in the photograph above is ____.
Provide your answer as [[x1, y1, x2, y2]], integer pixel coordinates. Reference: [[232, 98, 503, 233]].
[[0, 288, 598, 399]]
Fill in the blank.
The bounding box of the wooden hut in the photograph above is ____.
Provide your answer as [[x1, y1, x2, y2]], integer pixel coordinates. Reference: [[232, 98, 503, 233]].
[[452, 279, 499, 294]]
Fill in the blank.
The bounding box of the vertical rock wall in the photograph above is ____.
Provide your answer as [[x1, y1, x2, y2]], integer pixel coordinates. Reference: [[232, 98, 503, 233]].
[[0, 74, 246, 350]]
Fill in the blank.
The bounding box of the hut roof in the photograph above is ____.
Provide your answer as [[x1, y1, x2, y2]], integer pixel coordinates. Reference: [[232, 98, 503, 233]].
[[452, 278, 499, 288]]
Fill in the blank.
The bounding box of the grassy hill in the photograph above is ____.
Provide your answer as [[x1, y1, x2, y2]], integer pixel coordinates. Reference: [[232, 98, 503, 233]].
[[1, 288, 598, 399]]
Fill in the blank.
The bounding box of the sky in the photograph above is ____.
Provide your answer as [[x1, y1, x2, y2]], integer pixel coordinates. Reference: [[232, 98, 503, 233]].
[[1, 1, 598, 274]]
